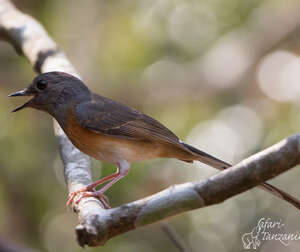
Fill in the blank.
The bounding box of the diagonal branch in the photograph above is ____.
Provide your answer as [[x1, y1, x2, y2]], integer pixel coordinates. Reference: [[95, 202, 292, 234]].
[[0, 0, 95, 194], [0, 0, 105, 230], [74, 135, 300, 246], [1, 0, 299, 247]]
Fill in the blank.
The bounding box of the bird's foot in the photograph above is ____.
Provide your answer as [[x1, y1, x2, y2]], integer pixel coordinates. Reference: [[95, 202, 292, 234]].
[[66, 188, 111, 209], [66, 187, 87, 207], [74, 191, 110, 209]]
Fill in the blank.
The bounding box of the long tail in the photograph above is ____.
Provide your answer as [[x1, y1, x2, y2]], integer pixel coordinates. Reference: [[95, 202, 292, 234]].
[[182, 142, 300, 210]]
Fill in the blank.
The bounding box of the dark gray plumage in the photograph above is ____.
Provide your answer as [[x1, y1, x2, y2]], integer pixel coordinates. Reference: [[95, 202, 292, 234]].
[[8, 71, 300, 209]]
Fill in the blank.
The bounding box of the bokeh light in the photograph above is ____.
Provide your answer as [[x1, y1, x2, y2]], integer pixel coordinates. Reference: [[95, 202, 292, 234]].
[[168, 2, 218, 52], [199, 35, 253, 88], [186, 104, 263, 168], [258, 50, 300, 102]]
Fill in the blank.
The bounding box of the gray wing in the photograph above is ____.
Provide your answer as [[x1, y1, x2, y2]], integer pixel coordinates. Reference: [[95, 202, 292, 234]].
[[75, 94, 181, 145]]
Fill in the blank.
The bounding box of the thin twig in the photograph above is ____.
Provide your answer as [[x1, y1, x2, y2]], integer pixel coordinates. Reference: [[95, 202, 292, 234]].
[[161, 222, 193, 252]]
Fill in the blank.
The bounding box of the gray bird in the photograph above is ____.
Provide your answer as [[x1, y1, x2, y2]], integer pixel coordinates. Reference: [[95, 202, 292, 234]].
[[9, 71, 300, 209]]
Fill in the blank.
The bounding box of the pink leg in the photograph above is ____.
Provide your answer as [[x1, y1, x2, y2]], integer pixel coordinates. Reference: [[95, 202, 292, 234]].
[[75, 160, 130, 205], [66, 168, 120, 207]]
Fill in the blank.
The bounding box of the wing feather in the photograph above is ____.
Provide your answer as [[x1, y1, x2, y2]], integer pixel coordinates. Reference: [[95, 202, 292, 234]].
[[75, 94, 181, 146]]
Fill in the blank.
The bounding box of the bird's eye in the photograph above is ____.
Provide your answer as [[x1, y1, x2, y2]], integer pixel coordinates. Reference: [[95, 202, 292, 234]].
[[36, 80, 47, 90]]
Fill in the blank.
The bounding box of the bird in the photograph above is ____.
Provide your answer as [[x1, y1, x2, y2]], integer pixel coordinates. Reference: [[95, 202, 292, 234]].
[[8, 71, 300, 209]]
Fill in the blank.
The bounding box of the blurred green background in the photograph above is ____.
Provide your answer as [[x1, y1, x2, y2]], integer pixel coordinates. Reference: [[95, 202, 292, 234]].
[[1, 0, 300, 251]]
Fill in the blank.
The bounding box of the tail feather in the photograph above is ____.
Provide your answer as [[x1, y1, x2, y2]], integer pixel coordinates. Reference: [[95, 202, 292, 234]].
[[182, 143, 231, 169], [182, 142, 300, 210]]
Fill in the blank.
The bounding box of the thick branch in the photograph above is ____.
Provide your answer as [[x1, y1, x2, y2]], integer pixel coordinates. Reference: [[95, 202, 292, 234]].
[[72, 135, 300, 246], [0, 0, 105, 233]]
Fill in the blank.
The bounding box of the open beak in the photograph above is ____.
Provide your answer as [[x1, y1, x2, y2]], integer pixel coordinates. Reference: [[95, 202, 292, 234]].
[[8, 89, 28, 97], [8, 88, 33, 112]]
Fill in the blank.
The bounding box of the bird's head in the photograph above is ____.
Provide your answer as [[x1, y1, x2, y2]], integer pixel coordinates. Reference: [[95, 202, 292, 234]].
[[9, 71, 91, 116]]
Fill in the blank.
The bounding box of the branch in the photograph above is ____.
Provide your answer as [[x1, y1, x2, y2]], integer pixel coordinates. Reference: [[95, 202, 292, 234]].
[[73, 135, 300, 246], [0, 0, 105, 234], [1, 0, 300, 247]]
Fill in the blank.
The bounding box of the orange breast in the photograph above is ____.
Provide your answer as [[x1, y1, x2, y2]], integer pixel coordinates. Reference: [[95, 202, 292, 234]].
[[63, 113, 170, 163], [64, 114, 104, 159]]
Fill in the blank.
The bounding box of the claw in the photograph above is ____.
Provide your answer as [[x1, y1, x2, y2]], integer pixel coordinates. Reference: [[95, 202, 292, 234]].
[[74, 191, 95, 204], [66, 189, 111, 209], [66, 192, 76, 207], [65, 169, 124, 209], [66, 186, 89, 207], [99, 197, 111, 209]]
